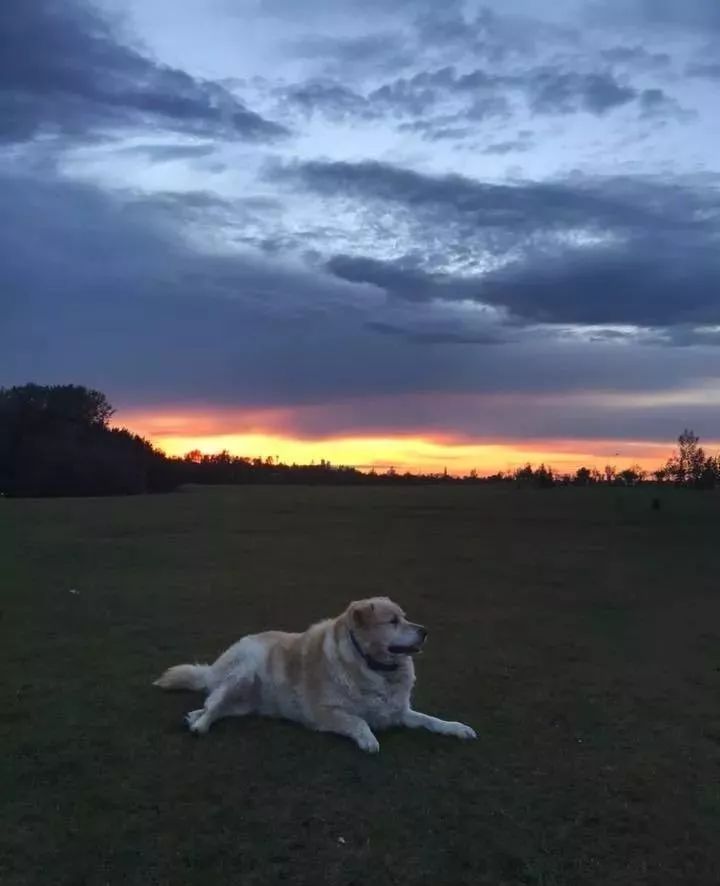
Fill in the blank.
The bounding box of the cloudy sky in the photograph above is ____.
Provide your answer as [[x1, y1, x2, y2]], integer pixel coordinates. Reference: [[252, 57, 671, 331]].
[[2, 0, 719, 472]]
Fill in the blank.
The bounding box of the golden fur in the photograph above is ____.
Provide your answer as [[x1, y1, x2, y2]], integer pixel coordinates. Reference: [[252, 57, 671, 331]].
[[154, 597, 476, 753]]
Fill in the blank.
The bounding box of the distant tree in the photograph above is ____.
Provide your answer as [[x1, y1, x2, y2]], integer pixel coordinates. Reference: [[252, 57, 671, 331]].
[[514, 463, 555, 487], [534, 463, 555, 488], [617, 465, 645, 486], [698, 454, 719, 490], [574, 466, 592, 486], [604, 465, 617, 484], [664, 429, 711, 487]]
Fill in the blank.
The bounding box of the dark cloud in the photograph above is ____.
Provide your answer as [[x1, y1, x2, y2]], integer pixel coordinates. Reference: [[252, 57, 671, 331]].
[[285, 6, 552, 85], [479, 235, 720, 326], [0, 170, 382, 405], [366, 320, 508, 346], [286, 64, 513, 129], [275, 159, 688, 233], [600, 45, 672, 70], [245, 390, 720, 445], [118, 143, 218, 163], [413, 6, 579, 59], [283, 58, 676, 129], [289, 32, 415, 76], [280, 80, 373, 120], [590, 0, 720, 32], [481, 131, 534, 154], [0, 0, 287, 144], [638, 88, 691, 120], [327, 255, 439, 301], [281, 159, 720, 327], [259, 0, 464, 17], [396, 119, 477, 142], [327, 239, 720, 329], [369, 75, 441, 118], [365, 66, 513, 120], [529, 70, 636, 115], [662, 325, 720, 347], [686, 62, 720, 80], [649, 0, 720, 28], [465, 95, 514, 120], [326, 255, 499, 319]]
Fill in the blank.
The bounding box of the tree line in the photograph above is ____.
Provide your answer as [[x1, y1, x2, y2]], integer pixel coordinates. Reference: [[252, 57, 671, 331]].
[[1, 384, 718, 496], [509, 430, 720, 489], [0, 384, 176, 496]]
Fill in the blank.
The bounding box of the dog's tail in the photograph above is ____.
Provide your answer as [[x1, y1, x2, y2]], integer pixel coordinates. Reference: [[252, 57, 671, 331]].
[[153, 663, 213, 692]]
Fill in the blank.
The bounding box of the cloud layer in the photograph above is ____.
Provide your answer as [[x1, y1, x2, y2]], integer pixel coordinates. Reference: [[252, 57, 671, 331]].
[[0, 0, 286, 143], [2, 0, 719, 452]]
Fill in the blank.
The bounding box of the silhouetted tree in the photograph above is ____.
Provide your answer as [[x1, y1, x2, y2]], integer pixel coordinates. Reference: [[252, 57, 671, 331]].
[[663, 429, 715, 487], [653, 466, 668, 483], [514, 463, 555, 488], [534, 464, 555, 488], [574, 466, 592, 486], [617, 465, 645, 486], [0, 384, 177, 496], [514, 463, 535, 483]]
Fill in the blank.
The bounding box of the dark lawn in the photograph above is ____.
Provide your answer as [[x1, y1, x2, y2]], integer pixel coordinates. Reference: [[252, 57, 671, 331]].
[[2, 485, 720, 885]]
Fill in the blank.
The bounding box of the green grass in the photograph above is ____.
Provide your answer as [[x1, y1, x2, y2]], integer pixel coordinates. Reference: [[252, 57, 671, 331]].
[[2, 485, 720, 885]]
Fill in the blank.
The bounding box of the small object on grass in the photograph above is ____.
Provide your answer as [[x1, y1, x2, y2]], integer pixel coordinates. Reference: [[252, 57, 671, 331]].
[[337, 837, 346, 845], [69, 588, 79, 595]]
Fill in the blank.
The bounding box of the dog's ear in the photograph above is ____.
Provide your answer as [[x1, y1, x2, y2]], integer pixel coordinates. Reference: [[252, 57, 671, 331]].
[[351, 600, 374, 627]]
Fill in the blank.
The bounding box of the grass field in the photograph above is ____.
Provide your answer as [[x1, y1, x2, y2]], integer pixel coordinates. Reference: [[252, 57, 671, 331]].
[[3, 485, 720, 885]]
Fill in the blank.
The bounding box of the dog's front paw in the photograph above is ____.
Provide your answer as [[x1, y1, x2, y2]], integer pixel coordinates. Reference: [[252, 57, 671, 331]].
[[356, 732, 380, 754], [186, 709, 208, 734], [448, 721, 477, 740]]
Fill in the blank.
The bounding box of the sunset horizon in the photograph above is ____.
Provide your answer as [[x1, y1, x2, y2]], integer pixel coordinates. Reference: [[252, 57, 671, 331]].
[[117, 405, 711, 477]]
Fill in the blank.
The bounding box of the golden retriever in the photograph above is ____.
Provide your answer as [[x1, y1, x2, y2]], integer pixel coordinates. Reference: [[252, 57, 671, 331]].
[[154, 596, 476, 753]]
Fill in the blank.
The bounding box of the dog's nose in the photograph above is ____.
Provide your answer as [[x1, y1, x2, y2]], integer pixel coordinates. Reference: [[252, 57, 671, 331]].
[[418, 626, 428, 640]]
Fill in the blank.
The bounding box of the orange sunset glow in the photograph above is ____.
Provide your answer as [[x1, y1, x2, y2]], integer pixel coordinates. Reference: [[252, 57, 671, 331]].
[[117, 408, 678, 476]]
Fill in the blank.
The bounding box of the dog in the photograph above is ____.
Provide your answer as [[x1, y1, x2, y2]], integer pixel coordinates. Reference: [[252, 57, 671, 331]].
[[154, 596, 476, 753]]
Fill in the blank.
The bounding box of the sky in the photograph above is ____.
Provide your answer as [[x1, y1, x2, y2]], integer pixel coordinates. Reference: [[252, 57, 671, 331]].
[[2, 0, 719, 474]]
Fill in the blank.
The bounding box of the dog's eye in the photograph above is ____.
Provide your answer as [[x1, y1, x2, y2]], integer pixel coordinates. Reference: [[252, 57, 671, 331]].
[[391, 616, 399, 625]]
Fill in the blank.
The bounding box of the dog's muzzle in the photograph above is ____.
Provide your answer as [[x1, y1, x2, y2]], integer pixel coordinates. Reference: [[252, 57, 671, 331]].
[[389, 625, 427, 655]]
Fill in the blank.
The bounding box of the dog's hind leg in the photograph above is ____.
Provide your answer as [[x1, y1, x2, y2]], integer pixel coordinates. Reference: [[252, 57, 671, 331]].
[[186, 675, 256, 734]]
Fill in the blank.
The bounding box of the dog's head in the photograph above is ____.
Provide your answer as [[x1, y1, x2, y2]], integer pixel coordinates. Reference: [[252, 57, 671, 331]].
[[345, 597, 427, 661]]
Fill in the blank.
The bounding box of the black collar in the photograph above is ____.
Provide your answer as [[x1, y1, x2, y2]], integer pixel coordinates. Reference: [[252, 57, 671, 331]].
[[349, 629, 399, 673]]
